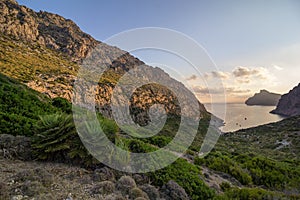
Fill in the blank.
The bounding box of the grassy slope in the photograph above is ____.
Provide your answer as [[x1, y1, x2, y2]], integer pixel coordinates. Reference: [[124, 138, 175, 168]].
[[0, 73, 67, 136], [217, 116, 300, 162], [199, 116, 300, 198], [0, 33, 77, 82]]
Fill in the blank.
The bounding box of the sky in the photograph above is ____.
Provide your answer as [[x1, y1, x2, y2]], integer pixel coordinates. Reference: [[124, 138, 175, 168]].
[[17, 0, 300, 103]]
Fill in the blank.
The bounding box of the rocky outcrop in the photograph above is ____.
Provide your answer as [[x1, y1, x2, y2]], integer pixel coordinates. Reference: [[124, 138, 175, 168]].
[[0, 0, 97, 62], [245, 90, 281, 106], [271, 83, 300, 117]]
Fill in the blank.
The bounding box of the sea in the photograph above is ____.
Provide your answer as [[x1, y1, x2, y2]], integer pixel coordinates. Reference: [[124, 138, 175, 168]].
[[204, 103, 285, 133]]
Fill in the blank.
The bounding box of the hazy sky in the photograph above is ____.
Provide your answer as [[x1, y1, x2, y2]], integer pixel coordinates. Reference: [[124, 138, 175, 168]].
[[17, 0, 300, 103]]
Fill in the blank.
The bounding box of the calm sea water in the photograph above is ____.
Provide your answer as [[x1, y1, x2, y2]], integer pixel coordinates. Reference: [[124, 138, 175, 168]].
[[204, 103, 285, 132]]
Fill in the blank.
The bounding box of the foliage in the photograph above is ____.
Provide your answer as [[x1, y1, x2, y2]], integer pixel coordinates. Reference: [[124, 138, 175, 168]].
[[196, 151, 252, 185], [216, 115, 300, 162], [141, 135, 172, 148], [51, 97, 72, 114], [196, 151, 300, 191], [32, 113, 97, 166], [149, 158, 215, 200], [0, 73, 61, 136], [0, 33, 77, 82], [216, 187, 288, 200], [242, 156, 300, 190], [97, 114, 119, 142], [219, 182, 231, 192]]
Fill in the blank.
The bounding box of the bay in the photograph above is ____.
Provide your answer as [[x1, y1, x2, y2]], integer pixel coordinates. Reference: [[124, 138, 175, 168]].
[[204, 103, 285, 132]]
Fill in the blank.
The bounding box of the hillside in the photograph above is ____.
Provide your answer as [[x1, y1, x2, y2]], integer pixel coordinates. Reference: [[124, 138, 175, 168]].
[[271, 83, 300, 117], [0, 0, 300, 199], [0, 72, 299, 199], [219, 115, 300, 161], [245, 90, 281, 106], [0, 0, 208, 124], [0, 73, 71, 136]]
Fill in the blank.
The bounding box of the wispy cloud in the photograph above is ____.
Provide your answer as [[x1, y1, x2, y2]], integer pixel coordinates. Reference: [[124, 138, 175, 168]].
[[232, 66, 261, 77], [204, 71, 230, 79], [194, 65, 278, 103], [231, 66, 275, 84], [273, 65, 283, 71], [192, 86, 250, 95], [185, 74, 198, 81]]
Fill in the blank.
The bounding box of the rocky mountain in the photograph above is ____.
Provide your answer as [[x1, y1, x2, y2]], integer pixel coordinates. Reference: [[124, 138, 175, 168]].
[[271, 83, 300, 117], [0, 0, 97, 62], [0, 0, 208, 123], [245, 89, 281, 106]]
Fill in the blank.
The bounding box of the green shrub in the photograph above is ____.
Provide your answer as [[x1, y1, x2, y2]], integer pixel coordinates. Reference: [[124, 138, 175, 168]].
[[32, 113, 96, 165], [0, 73, 61, 136], [220, 182, 231, 192], [52, 97, 72, 114], [197, 152, 252, 185], [218, 187, 287, 200], [149, 158, 215, 200], [243, 156, 300, 190]]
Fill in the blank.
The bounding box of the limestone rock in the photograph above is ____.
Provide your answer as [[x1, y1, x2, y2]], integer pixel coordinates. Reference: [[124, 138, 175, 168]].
[[271, 83, 300, 117]]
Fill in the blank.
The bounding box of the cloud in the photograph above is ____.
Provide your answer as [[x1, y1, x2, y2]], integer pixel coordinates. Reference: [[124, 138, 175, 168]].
[[237, 79, 250, 84], [193, 86, 223, 95], [185, 74, 198, 81], [194, 66, 278, 103], [232, 66, 261, 77], [192, 86, 250, 95], [231, 66, 275, 84], [226, 87, 251, 94], [273, 65, 283, 71], [203, 66, 274, 85], [204, 71, 230, 79]]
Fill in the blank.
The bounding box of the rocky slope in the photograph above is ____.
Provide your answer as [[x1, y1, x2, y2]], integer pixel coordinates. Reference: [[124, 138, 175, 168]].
[[0, 150, 188, 200], [0, 0, 208, 122], [271, 83, 300, 117], [0, 0, 97, 62], [245, 89, 281, 106]]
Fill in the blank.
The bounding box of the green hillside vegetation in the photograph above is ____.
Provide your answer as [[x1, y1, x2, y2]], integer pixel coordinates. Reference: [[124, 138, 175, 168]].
[[0, 73, 71, 136], [216, 116, 300, 162], [195, 151, 300, 191], [0, 34, 78, 82], [0, 30, 299, 199], [0, 72, 299, 199], [0, 33, 121, 86]]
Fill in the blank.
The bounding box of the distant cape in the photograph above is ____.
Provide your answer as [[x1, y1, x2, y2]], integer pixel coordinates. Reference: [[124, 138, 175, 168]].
[[245, 90, 281, 106]]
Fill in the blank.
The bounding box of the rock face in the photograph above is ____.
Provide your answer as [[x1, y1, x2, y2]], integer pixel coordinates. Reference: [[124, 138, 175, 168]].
[[271, 83, 300, 117], [245, 90, 281, 106], [0, 0, 209, 122], [0, 0, 97, 62]]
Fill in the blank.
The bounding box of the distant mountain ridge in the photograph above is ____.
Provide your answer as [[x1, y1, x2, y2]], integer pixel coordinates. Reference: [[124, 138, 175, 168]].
[[271, 83, 300, 117], [0, 0, 209, 123], [245, 89, 281, 106]]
